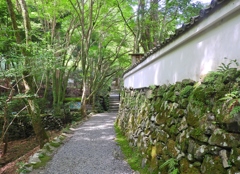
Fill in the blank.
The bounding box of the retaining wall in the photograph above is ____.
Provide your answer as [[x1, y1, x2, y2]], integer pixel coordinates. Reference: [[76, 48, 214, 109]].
[[117, 68, 240, 173]]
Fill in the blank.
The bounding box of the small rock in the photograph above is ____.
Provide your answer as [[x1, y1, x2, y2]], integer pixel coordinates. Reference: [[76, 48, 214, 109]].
[[28, 153, 41, 164], [207, 114, 215, 121], [178, 116, 188, 131], [219, 150, 230, 168], [141, 158, 147, 168], [23, 165, 33, 173]]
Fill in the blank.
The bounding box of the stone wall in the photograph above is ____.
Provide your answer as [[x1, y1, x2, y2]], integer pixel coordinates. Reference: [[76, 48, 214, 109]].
[[116, 68, 240, 173]]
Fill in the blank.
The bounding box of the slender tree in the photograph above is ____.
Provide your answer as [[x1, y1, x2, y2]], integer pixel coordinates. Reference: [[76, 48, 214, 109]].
[[6, 0, 49, 148], [117, 0, 204, 52]]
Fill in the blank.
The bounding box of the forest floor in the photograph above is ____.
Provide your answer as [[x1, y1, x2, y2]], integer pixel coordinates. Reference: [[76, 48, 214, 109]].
[[0, 130, 61, 174]]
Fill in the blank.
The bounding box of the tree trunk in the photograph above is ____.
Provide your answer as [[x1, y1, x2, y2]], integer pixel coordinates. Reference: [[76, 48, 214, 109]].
[[81, 82, 87, 117], [2, 99, 9, 155], [6, 0, 49, 148], [52, 68, 66, 116], [43, 70, 50, 99], [92, 93, 96, 112], [28, 99, 49, 147], [52, 69, 61, 115]]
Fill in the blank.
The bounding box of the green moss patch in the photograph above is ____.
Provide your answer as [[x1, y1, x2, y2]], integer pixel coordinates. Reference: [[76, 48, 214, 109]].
[[64, 97, 82, 102], [114, 124, 155, 174], [32, 154, 51, 169]]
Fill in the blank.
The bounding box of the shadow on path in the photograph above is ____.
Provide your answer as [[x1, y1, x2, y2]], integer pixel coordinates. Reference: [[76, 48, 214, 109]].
[[31, 112, 133, 174]]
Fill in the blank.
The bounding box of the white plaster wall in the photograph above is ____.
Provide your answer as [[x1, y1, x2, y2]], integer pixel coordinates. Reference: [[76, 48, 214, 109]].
[[124, 0, 240, 89]]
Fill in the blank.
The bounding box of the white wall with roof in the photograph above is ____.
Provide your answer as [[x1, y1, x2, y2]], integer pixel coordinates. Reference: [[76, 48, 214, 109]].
[[123, 0, 240, 89]]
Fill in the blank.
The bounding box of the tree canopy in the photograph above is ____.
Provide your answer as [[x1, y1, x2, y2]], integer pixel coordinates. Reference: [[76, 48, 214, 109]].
[[0, 0, 204, 151]]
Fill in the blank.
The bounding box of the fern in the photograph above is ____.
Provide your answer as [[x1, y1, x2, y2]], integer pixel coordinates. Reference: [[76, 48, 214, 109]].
[[160, 158, 179, 174], [180, 85, 193, 98], [217, 58, 239, 72], [220, 91, 240, 116], [230, 106, 240, 116]]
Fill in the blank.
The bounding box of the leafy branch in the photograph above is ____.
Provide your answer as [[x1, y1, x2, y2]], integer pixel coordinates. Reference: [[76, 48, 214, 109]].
[[217, 58, 239, 72]]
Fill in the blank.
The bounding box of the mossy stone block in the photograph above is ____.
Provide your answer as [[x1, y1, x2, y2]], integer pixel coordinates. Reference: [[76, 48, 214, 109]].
[[201, 155, 226, 174], [229, 147, 240, 169], [167, 139, 178, 158], [190, 128, 209, 143], [156, 130, 169, 144], [208, 128, 240, 148], [180, 158, 201, 174]]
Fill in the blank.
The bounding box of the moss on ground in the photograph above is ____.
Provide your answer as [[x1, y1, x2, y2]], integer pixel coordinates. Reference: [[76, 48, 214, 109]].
[[114, 124, 158, 174]]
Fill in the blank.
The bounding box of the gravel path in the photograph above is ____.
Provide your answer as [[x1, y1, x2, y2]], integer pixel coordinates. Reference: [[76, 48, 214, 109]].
[[32, 112, 133, 174]]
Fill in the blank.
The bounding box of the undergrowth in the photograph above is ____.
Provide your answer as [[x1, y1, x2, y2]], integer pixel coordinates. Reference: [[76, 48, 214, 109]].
[[114, 124, 150, 174]]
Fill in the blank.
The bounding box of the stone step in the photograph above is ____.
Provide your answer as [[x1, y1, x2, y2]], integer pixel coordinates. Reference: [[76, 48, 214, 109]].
[[109, 102, 119, 104], [108, 92, 120, 112], [109, 98, 119, 100], [109, 106, 119, 108]]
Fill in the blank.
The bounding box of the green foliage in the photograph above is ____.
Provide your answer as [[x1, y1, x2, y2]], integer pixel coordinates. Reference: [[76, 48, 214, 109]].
[[149, 85, 156, 90], [191, 127, 203, 137], [203, 71, 223, 84], [124, 0, 204, 52], [49, 141, 61, 148], [114, 124, 150, 174], [217, 59, 239, 72], [159, 158, 179, 174], [230, 106, 240, 116], [180, 85, 193, 98], [70, 112, 82, 122], [169, 125, 177, 135], [16, 162, 29, 174], [64, 97, 82, 102], [189, 85, 206, 104], [220, 91, 240, 116], [32, 154, 51, 169]]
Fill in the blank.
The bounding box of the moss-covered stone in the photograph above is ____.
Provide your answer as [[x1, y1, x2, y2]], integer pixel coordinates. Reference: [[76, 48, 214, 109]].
[[155, 112, 167, 125], [168, 124, 178, 138], [200, 155, 226, 174], [116, 69, 240, 174], [221, 112, 240, 133], [199, 115, 217, 135], [176, 109, 186, 117], [227, 166, 240, 174], [190, 127, 209, 143], [166, 139, 179, 158], [186, 109, 200, 127], [180, 158, 201, 174], [189, 85, 207, 103], [153, 98, 163, 112], [229, 147, 240, 169], [208, 128, 240, 148], [194, 145, 208, 161], [187, 139, 197, 158], [156, 129, 169, 144], [179, 98, 189, 108], [176, 130, 189, 153], [208, 145, 222, 156]]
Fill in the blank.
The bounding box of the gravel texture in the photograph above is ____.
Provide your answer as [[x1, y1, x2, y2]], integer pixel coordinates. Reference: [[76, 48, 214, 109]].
[[31, 112, 133, 174]]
